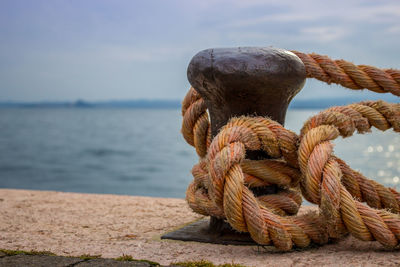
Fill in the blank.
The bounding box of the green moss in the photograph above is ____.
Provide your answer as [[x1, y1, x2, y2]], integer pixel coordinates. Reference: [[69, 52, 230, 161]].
[[115, 254, 134, 261], [79, 254, 102, 260], [0, 249, 245, 267], [0, 249, 56, 256], [173, 260, 247, 267], [115, 254, 159, 266]]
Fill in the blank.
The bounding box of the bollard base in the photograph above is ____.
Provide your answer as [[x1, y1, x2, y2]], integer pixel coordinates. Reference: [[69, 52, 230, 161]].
[[161, 217, 256, 245]]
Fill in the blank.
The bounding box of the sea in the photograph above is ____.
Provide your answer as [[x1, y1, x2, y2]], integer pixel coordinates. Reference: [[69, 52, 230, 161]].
[[0, 108, 399, 198]]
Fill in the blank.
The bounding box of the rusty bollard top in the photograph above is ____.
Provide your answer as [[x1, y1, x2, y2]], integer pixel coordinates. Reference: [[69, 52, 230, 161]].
[[187, 47, 306, 137]]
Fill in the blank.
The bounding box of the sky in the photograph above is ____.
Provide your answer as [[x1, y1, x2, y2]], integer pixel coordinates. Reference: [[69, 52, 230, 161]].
[[0, 0, 399, 102]]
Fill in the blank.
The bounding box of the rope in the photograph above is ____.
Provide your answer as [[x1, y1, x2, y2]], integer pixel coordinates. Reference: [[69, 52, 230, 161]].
[[182, 51, 400, 251], [291, 51, 400, 96]]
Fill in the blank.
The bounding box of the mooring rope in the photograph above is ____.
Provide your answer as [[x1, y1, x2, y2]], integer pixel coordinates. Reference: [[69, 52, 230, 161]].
[[182, 51, 400, 251]]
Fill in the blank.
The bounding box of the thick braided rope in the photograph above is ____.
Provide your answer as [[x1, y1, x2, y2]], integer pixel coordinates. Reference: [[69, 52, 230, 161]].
[[182, 52, 400, 250], [291, 51, 400, 96]]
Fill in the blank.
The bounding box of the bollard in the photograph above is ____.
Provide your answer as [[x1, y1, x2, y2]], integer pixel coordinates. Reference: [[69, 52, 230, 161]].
[[162, 47, 306, 244], [187, 47, 305, 135]]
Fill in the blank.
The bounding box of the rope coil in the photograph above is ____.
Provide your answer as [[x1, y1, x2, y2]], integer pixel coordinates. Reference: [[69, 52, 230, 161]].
[[182, 51, 400, 251]]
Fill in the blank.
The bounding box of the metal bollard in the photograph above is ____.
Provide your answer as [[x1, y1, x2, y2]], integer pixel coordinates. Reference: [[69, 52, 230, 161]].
[[163, 47, 306, 244]]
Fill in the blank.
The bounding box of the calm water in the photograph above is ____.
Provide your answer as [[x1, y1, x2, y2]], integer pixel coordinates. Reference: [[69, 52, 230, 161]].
[[0, 108, 399, 198]]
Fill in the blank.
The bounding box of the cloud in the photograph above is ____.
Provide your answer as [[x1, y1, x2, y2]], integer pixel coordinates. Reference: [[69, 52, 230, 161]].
[[300, 26, 349, 42], [386, 25, 400, 34], [88, 44, 196, 63], [219, 0, 400, 29], [100, 45, 177, 62], [223, 14, 314, 28], [1, 0, 399, 101], [351, 4, 400, 23]]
